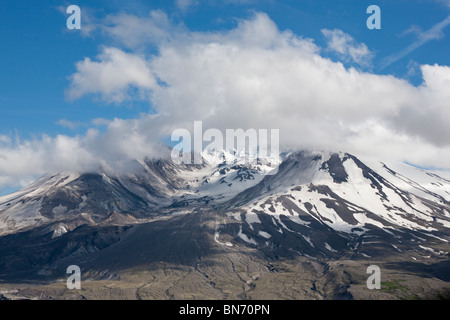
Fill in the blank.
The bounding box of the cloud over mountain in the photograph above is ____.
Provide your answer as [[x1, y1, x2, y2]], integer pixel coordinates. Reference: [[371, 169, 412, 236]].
[[1, 11, 450, 191]]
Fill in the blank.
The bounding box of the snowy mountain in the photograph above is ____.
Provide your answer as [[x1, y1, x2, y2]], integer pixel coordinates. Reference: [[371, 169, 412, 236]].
[[1, 150, 450, 299], [220, 151, 450, 259], [0, 149, 280, 237]]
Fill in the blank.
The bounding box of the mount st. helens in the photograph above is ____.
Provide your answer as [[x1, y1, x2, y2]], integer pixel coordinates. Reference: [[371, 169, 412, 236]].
[[1, 150, 450, 300]]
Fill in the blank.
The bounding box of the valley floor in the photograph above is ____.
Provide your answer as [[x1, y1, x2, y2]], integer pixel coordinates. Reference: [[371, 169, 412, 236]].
[[1, 250, 450, 300]]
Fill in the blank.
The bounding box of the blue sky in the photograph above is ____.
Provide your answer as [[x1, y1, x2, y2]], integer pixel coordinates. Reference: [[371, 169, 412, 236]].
[[1, 0, 450, 195]]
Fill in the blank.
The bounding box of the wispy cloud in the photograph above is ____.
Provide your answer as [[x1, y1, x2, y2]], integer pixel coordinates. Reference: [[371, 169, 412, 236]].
[[175, 0, 198, 11], [381, 14, 450, 69], [321, 29, 373, 68], [56, 119, 82, 130]]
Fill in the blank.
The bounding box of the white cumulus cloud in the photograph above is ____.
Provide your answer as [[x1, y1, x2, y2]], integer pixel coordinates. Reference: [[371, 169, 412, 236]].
[[66, 47, 156, 103], [2, 12, 450, 192]]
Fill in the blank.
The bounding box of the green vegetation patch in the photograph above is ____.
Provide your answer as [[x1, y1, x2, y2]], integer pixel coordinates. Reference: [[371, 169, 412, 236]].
[[381, 280, 419, 300]]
